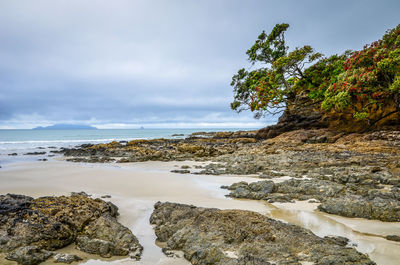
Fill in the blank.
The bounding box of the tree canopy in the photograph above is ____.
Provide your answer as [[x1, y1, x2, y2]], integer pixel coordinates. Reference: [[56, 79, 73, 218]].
[[231, 23, 400, 128], [322, 25, 400, 125], [231, 23, 322, 118]]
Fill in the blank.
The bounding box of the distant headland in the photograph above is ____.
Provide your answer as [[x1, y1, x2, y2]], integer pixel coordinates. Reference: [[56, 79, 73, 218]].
[[33, 124, 98, 130]]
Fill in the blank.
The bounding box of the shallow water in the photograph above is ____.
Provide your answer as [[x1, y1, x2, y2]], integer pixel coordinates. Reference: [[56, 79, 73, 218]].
[[0, 160, 399, 264]]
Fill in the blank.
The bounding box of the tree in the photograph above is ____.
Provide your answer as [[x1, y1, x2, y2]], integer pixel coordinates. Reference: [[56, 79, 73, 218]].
[[230, 23, 322, 118], [322, 24, 400, 126]]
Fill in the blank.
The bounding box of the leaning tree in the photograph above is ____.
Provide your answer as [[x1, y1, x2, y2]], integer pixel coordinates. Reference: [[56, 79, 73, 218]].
[[230, 23, 323, 118]]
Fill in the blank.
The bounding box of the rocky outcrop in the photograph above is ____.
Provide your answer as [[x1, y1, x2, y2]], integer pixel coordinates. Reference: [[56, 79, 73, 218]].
[[223, 174, 400, 221], [150, 202, 375, 265], [76, 214, 142, 259], [318, 194, 400, 222], [0, 193, 142, 264], [60, 130, 257, 163], [255, 108, 325, 139], [223, 178, 346, 203]]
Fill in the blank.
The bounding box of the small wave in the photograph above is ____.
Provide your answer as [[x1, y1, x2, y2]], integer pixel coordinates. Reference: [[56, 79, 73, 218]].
[[0, 138, 146, 145]]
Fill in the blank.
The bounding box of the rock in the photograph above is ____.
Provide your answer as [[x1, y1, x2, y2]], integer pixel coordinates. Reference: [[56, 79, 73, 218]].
[[255, 107, 325, 140], [37, 158, 47, 161], [76, 214, 142, 259], [0, 194, 142, 262], [5, 246, 53, 265], [8, 153, 18, 156], [324, 235, 350, 246], [371, 166, 382, 173], [162, 247, 181, 258], [171, 169, 190, 174], [70, 191, 91, 196], [181, 165, 191, 169], [150, 202, 375, 265], [225, 179, 345, 202], [385, 235, 400, 242], [53, 253, 82, 263], [24, 152, 46, 155], [101, 195, 112, 199], [318, 195, 400, 222]]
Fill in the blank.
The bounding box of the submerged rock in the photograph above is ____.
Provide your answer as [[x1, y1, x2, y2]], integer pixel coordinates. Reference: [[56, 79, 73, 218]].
[[0, 194, 142, 264], [171, 169, 191, 174], [150, 202, 375, 265]]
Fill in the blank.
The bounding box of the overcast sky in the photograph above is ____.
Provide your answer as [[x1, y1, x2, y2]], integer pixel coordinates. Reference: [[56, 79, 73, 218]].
[[0, 0, 399, 129]]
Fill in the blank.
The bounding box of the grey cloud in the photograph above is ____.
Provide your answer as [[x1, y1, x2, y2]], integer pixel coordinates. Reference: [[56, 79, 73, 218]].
[[0, 0, 399, 128]]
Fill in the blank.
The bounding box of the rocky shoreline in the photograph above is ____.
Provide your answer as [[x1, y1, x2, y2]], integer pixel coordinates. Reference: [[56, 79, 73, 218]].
[[57, 129, 400, 223], [3, 128, 400, 264]]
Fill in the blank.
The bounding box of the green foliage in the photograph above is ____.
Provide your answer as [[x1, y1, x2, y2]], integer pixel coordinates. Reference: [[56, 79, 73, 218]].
[[322, 24, 400, 122], [353, 112, 369, 121], [246, 23, 289, 64], [231, 23, 322, 117], [294, 52, 350, 101], [321, 91, 351, 111], [232, 23, 400, 127]]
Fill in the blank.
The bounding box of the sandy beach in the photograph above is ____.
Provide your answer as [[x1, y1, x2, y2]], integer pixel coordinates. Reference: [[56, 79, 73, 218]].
[[1, 160, 399, 265]]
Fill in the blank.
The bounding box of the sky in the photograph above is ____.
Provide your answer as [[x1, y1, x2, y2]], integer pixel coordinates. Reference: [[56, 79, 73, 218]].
[[0, 0, 399, 129]]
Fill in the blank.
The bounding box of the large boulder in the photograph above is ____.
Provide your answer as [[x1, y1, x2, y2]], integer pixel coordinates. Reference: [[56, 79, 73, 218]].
[[150, 202, 375, 265], [0, 193, 142, 264]]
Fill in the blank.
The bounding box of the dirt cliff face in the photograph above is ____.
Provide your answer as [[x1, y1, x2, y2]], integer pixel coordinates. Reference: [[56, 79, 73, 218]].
[[322, 101, 400, 133], [256, 96, 400, 140]]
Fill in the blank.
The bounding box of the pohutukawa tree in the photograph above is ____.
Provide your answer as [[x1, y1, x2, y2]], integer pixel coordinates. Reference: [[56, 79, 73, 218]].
[[232, 23, 400, 129], [230, 23, 323, 118], [321, 24, 400, 125]]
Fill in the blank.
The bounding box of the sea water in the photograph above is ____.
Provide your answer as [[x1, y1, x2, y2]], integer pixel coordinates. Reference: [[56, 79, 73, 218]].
[[0, 128, 257, 165]]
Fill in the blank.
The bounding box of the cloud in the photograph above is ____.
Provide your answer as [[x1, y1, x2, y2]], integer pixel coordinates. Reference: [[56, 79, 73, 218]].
[[0, 0, 399, 128]]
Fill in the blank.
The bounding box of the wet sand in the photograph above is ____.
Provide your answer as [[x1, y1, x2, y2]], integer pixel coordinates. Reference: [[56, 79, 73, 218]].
[[0, 160, 399, 264]]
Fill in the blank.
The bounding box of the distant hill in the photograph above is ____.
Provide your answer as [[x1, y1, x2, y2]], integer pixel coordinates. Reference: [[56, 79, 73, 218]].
[[33, 124, 97, 130]]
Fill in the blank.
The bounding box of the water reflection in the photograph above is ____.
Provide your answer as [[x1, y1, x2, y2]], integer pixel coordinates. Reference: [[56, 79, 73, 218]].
[[267, 202, 400, 265]]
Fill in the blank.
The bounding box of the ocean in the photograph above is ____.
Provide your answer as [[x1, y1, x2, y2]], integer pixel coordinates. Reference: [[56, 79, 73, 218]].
[[0, 128, 257, 165]]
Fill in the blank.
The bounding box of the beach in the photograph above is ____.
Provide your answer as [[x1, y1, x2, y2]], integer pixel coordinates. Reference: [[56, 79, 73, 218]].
[[1, 159, 399, 264]]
